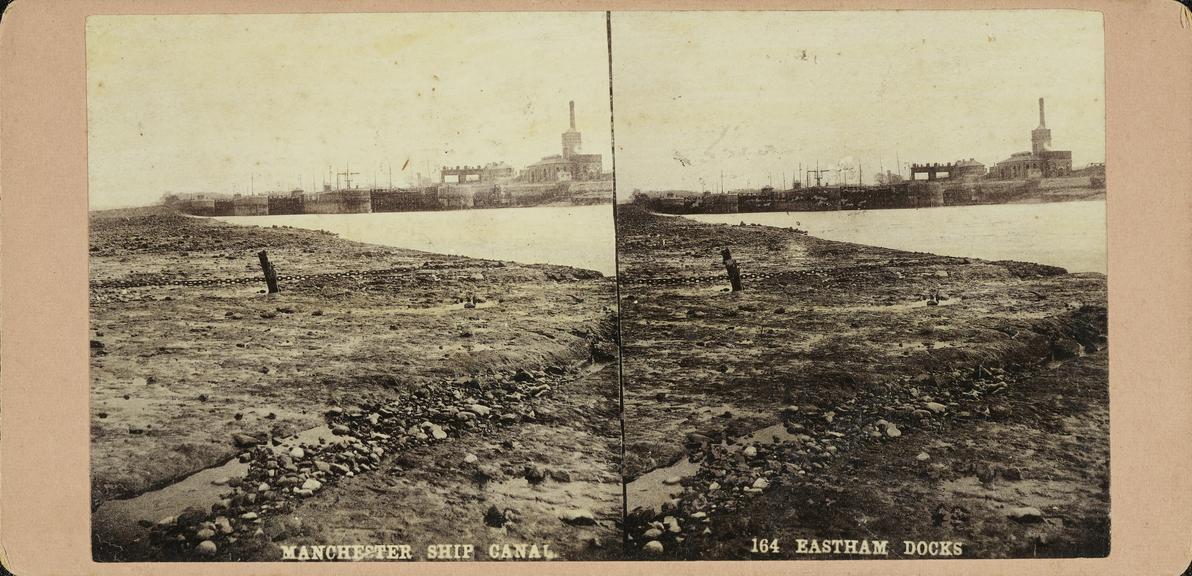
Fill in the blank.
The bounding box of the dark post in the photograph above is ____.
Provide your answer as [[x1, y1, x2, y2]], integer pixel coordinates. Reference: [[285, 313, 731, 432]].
[[721, 247, 743, 292], [257, 250, 279, 293]]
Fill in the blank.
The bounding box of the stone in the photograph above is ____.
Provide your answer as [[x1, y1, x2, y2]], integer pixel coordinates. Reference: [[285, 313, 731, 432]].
[[524, 466, 546, 484], [331, 424, 350, 436], [1007, 506, 1044, 523], [662, 476, 683, 485], [1052, 338, 1084, 359], [463, 453, 478, 464], [549, 469, 572, 483], [289, 447, 305, 459], [240, 512, 258, 520], [743, 446, 758, 458], [431, 426, 448, 440], [663, 516, 681, 533], [232, 433, 263, 447], [177, 507, 206, 527], [642, 541, 664, 554], [752, 477, 770, 489], [368, 413, 380, 425], [212, 477, 230, 486], [314, 460, 331, 473], [195, 540, 217, 557], [469, 404, 492, 417], [214, 516, 233, 535], [925, 402, 947, 413], [559, 509, 597, 526], [916, 452, 930, 462], [302, 478, 323, 491], [195, 527, 216, 539], [886, 425, 902, 438], [708, 482, 720, 491], [484, 505, 507, 528], [643, 527, 663, 538]]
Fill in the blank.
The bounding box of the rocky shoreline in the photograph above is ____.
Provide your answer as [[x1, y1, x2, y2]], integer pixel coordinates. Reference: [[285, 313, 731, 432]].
[[90, 207, 622, 561], [617, 206, 1108, 559], [90, 205, 1109, 561]]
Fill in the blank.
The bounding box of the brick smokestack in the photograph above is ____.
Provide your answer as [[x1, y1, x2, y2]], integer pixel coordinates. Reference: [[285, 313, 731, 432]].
[[569, 100, 576, 130], [1038, 97, 1046, 128]]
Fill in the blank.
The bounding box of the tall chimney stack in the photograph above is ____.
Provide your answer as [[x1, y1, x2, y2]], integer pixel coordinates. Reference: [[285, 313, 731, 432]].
[[569, 100, 576, 130], [1038, 97, 1046, 128]]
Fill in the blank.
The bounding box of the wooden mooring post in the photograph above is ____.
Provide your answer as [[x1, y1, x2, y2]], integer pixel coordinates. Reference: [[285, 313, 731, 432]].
[[721, 247, 743, 292], [257, 250, 279, 293]]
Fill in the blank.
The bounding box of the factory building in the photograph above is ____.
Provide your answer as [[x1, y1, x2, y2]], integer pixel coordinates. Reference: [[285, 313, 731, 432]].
[[909, 159, 987, 181], [524, 101, 604, 183], [990, 98, 1073, 179], [440, 162, 516, 184]]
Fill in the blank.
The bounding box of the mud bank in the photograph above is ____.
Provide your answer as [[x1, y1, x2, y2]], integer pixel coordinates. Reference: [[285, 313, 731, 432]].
[[616, 206, 1108, 559], [90, 207, 621, 560]]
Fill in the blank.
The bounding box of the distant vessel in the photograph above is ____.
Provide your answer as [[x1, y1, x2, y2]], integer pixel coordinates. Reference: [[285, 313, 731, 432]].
[[162, 100, 613, 217]]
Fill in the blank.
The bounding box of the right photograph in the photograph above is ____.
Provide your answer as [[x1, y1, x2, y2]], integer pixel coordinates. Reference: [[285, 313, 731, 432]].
[[612, 11, 1108, 559]]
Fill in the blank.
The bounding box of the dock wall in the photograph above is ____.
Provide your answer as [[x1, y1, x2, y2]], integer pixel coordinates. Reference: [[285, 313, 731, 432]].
[[168, 179, 608, 217]]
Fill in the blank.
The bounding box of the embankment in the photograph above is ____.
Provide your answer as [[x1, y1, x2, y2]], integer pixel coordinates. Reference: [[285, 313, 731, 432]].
[[90, 207, 622, 560], [616, 206, 1108, 559]]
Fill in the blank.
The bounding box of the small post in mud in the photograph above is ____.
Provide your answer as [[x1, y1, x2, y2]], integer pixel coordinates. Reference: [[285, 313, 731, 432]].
[[721, 247, 743, 292], [257, 250, 280, 293]]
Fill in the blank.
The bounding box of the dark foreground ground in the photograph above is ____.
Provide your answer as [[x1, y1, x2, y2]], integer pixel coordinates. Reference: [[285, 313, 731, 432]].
[[617, 206, 1108, 560], [90, 207, 622, 561]]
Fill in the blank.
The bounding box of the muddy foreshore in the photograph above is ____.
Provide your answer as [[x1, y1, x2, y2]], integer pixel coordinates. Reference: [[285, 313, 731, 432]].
[[617, 205, 1108, 560], [90, 207, 622, 561]]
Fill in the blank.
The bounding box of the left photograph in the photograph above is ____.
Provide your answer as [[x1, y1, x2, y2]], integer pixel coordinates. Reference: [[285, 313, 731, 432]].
[[87, 13, 621, 562]]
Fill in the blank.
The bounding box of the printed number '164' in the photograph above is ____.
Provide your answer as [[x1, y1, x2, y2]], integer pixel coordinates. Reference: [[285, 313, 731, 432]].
[[751, 538, 780, 554]]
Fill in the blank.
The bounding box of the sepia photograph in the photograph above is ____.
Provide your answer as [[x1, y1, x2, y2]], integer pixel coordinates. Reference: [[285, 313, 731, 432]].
[[84, 6, 1112, 565], [87, 12, 621, 561], [9, 0, 1192, 574], [613, 11, 1108, 559]]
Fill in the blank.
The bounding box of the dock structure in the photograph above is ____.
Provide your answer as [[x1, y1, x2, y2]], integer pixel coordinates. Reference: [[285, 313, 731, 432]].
[[162, 98, 613, 217]]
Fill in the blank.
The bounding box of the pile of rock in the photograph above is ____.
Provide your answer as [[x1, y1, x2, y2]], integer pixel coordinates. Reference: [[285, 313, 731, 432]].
[[625, 366, 1036, 558], [145, 363, 573, 560]]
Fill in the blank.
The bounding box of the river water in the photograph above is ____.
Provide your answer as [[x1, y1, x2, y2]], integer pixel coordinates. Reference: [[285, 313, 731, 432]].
[[219, 201, 1103, 276], [219, 204, 617, 276], [687, 200, 1107, 274]]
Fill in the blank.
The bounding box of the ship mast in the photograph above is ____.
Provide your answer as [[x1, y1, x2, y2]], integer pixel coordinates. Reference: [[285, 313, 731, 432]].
[[337, 163, 360, 190]]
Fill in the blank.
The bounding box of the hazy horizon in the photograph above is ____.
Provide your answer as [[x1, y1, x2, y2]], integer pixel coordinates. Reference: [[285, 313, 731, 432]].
[[87, 13, 613, 210], [611, 11, 1105, 193]]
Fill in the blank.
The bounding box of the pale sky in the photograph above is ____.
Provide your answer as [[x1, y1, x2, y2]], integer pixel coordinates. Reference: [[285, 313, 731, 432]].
[[87, 13, 612, 209], [611, 11, 1105, 192]]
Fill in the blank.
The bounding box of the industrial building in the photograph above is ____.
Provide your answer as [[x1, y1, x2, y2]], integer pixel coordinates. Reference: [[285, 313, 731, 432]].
[[990, 98, 1073, 179], [162, 98, 612, 217], [909, 159, 987, 181], [524, 101, 605, 183], [440, 162, 516, 184]]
